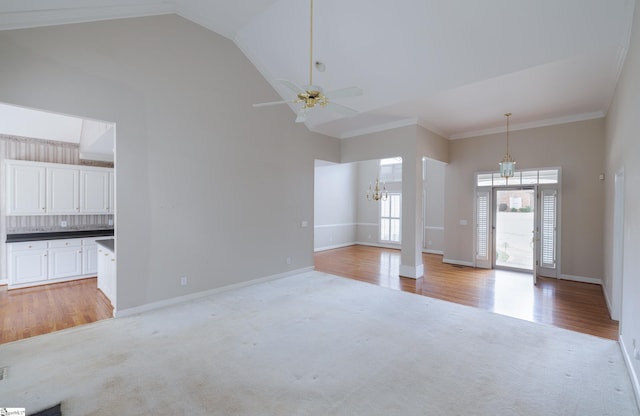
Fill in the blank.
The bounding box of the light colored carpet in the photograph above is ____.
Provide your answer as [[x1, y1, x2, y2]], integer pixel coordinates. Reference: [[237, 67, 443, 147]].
[[1, 271, 638, 415]]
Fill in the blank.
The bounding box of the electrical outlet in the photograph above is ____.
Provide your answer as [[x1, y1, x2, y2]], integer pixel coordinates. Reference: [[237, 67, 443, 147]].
[[60, 220, 67, 228], [180, 276, 188, 286], [108, 219, 114, 226], [286, 257, 292, 265]]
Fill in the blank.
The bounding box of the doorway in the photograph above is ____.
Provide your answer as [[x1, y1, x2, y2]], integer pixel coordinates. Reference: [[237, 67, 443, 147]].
[[493, 188, 535, 271]]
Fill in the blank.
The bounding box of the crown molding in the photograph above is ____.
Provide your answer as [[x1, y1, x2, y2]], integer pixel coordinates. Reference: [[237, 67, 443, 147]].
[[449, 111, 606, 140], [0, 1, 175, 31]]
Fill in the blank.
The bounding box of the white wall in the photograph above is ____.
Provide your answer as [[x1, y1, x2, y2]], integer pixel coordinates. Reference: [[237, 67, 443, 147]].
[[604, 0, 640, 400], [314, 162, 357, 250], [356, 160, 383, 246], [0, 15, 340, 311]]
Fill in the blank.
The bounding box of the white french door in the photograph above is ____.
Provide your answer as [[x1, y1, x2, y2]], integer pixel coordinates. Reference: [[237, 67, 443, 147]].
[[475, 184, 559, 280]]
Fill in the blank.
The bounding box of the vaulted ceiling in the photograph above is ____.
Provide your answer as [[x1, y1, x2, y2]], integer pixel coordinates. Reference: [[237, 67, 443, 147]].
[[0, 0, 635, 139]]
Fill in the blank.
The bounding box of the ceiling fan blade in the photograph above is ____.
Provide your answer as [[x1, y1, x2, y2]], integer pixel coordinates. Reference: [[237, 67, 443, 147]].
[[252, 100, 291, 107], [324, 86, 363, 100], [295, 108, 308, 123], [277, 79, 305, 95], [325, 102, 358, 117]]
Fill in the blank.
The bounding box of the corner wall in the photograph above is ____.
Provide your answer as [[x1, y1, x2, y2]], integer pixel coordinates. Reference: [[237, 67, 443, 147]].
[[604, 0, 640, 402], [0, 15, 340, 311]]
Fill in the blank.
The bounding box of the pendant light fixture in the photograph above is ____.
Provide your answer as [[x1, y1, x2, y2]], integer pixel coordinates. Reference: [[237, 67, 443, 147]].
[[499, 112, 515, 178]]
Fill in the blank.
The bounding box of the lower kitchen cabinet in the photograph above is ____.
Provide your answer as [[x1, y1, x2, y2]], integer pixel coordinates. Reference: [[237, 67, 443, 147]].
[[48, 239, 83, 280], [7, 238, 101, 289], [8, 241, 48, 285]]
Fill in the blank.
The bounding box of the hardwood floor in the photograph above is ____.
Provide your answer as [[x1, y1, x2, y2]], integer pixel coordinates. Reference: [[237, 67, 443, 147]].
[[1, 246, 618, 344], [0, 278, 113, 345], [315, 245, 619, 340]]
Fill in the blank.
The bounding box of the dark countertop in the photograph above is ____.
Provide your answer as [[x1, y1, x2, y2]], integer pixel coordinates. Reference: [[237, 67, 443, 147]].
[[96, 238, 114, 252], [6, 229, 114, 243]]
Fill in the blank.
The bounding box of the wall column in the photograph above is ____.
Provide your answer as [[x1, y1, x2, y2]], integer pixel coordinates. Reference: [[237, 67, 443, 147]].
[[400, 155, 424, 278]]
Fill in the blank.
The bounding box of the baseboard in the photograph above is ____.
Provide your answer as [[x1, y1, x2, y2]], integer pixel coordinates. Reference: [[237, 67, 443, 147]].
[[423, 249, 444, 255], [355, 241, 401, 250], [620, 334, 640, 411], [314, 242, 356, 252], [0, 279, 7, 286], [559, 274, 602, 285], [442, 258, 475, 267], [115, 266, 315, 318]]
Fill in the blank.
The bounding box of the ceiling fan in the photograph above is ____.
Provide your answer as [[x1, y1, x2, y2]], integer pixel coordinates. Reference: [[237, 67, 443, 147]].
[[252, 0, 363, 123]]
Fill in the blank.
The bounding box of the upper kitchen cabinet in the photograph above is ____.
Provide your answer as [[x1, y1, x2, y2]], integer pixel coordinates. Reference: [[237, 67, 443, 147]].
[[80, 167, 111, 214], [6, 161, 46, 215], [47, 165, 80, 214], [5, 160, 113, 216]]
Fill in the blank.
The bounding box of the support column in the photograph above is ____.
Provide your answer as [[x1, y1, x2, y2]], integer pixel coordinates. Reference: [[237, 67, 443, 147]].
[[399, 155, 424, 279]]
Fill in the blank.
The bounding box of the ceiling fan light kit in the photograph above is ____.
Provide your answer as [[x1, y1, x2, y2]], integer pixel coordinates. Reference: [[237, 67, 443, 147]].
[[252, 0, 362, 123]]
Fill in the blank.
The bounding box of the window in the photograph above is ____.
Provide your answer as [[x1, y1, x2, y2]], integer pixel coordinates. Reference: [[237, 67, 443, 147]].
[[476, 168, 560, 187], [379, 157, 402, 183], [380, 193, 401, 243]]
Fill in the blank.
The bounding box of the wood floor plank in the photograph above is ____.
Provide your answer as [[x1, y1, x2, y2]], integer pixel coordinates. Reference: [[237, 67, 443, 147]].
[[314, 245, 619, 340], [0, 278, 113, 345]]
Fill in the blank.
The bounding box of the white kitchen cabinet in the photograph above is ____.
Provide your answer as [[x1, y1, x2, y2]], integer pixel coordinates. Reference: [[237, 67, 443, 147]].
[[7, 237, 106, 288], [46, 166, 80, 214], [8, 241, 48, 284], [5, 160, 113, 216], [109, 171, 114, 214], [48, 239, 83, 280], [82, 238, 99, 275], [97, 245, 116, 306], [6, 161, 46, 215], [80, 168, 110, 214]]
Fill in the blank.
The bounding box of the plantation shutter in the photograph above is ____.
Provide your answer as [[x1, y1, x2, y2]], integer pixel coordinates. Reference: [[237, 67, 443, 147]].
[[476, 190, 491, 268], [540, 189, 557, 270]]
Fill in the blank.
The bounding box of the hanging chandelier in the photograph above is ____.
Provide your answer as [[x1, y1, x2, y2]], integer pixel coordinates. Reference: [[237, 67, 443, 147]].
[[499, 112, 516, 178], [366, 178, 388, 201]]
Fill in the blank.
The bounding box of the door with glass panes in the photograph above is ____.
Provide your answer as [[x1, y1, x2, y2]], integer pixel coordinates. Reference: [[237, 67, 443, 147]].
[[475, 169, 559, 279]]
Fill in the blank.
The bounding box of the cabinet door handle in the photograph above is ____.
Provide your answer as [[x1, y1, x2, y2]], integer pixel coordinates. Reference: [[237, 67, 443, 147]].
[[28, 245, 32, 248], [43, 254, 47, 257]]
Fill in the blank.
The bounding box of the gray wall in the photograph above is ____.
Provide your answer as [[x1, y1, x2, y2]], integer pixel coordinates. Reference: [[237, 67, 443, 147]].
[[313, 162, 357, 250], [604, 0, 640, 391], [0, 15, 340, 311], [444, 118, 605, 279], [424, 159, 445, 254]]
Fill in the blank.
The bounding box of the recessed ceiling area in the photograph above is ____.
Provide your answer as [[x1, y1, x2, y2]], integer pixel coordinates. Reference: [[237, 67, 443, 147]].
[[0, 103, 115, 162], [0, 0, 635, 139]]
